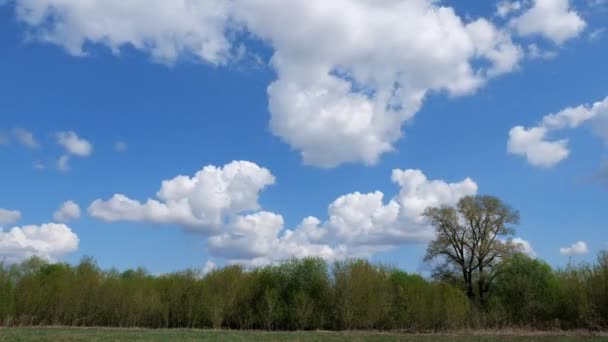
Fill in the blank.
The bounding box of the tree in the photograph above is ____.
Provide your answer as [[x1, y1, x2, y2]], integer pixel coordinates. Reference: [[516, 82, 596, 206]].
[[494, 253, 558, 325], [423, 195, 519, 305]]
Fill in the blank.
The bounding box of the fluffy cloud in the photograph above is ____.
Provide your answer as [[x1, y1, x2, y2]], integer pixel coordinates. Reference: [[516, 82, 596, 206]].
[[510, 0, 586, 44], [12, 127, 39, 148], [0, 223, 79, 264], [507, 126, 570, 167], [513, 237, 537, 258], [11, 0, 233, 64], [238, 0, 522, 167], [508, 96, 608, 167], [0, 208, 21, 225], [57, 131, 93, 157], [56, 131, 93, 171], [207, 167, 477, 265], [496, 1, 522, 18], [560, 241, 589, 256], [89, 160, 477, 265], [53, 200, 81, 222], [8, 0, 528, 168], [89, 161, 275, 232]]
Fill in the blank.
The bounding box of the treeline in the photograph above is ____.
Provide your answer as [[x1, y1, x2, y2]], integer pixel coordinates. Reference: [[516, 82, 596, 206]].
[[0, 252, 607, 331]]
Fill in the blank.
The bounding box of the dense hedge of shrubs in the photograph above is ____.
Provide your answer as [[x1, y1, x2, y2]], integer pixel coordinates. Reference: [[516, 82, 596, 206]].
[[1, 252, 607, 331]]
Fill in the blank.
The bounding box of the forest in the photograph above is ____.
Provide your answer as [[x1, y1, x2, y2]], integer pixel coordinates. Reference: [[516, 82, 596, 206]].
[[1, 195, 606, 332], [0, 252, 607, 331]]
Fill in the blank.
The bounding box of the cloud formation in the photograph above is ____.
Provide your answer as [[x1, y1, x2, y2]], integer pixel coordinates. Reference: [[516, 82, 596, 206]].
[[560, 241, 589, 256], [0, 223, 79, 264], [56, 131, 93, 171], [510, 0, 586, 44], [12, 127, 39, 148], [508, 96, 608, 167], [89, 161, 477, 265], [0, 208, 21, 225], [57, 131, 93, 157], [4, 0, 539, 167], [53, 200, 81, 223], [11, 0, 233, 64], [89, 161, 276, 231]]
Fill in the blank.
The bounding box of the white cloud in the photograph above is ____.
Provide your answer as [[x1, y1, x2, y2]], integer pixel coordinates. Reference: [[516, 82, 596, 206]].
[[212, 168, 477, 266], [527, 44, 557, 60], [88, 161, 276, 232], [0, 208, 21, 225], [508, 96, 608, 167], [12, 127, 39, 148], [89, 160, 477, 266], [0, 223, 79, 264], [56, 131, 93, 157], [56, 131, 93, 171], [496, 1, 522, 18], [510, 0, 586, 44], [560, 241, 589, 256], [9, 0, 525, 168], [513, 237, 537, 258], [53, 200, 81, 223], [507, 126, 570, 167], [11, 0, 233, 65], [115, 141, 127, 152], [239, 1, 522, 167]]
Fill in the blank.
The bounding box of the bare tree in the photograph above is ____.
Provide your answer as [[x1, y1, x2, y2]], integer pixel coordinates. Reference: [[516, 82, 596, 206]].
[[423, 195, 519, 305]]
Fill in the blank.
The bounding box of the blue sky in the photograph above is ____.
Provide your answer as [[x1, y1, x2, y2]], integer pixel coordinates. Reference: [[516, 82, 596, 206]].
[[0, 0, 607, 274]]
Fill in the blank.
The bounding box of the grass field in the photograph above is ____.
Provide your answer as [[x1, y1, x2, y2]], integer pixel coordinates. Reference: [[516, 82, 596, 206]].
[[0, 328, 606, 342]]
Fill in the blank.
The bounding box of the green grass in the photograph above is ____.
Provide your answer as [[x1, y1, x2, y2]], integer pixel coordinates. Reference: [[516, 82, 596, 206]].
[[0, 328, 606, 342]]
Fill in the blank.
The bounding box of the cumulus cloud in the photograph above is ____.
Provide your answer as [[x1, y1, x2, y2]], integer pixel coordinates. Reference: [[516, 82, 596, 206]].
[[510, 0, 586, 44], [507, 126, 570, 167], [89, 160, 477, 265], [56, 131, 93, 171], [7, 0, 529, 168], [12, 127, 39, 148], [240, 1, 522, 167], [0, 208, 21, 225], [11, 0, 233, 64], [513, 237, 537, 258], [57, 131, 93, 157], [560, 241, 589, 256], [89, 161, 276, 232], [496, 1, 522, 18], [207, 167, 477, 265], [53, 200, 81, 223], [0, 223, 79, 264], [508, 96, 608, 167]]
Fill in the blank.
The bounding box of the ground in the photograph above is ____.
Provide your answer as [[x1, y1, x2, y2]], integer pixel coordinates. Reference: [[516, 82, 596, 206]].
[[0, 328, 607, 342]]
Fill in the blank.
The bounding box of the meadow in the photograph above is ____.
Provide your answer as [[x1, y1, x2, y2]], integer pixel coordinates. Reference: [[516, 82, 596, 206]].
[[0, 328, 606, 342]]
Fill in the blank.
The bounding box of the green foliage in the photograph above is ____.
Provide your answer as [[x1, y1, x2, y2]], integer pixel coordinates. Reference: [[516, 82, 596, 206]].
[[0, 252, 607, 331], [493, 253, 559, 327]]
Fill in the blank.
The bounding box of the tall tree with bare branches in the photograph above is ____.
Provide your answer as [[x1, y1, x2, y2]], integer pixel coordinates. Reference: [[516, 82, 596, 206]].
[[423, 195, 520, 305]]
